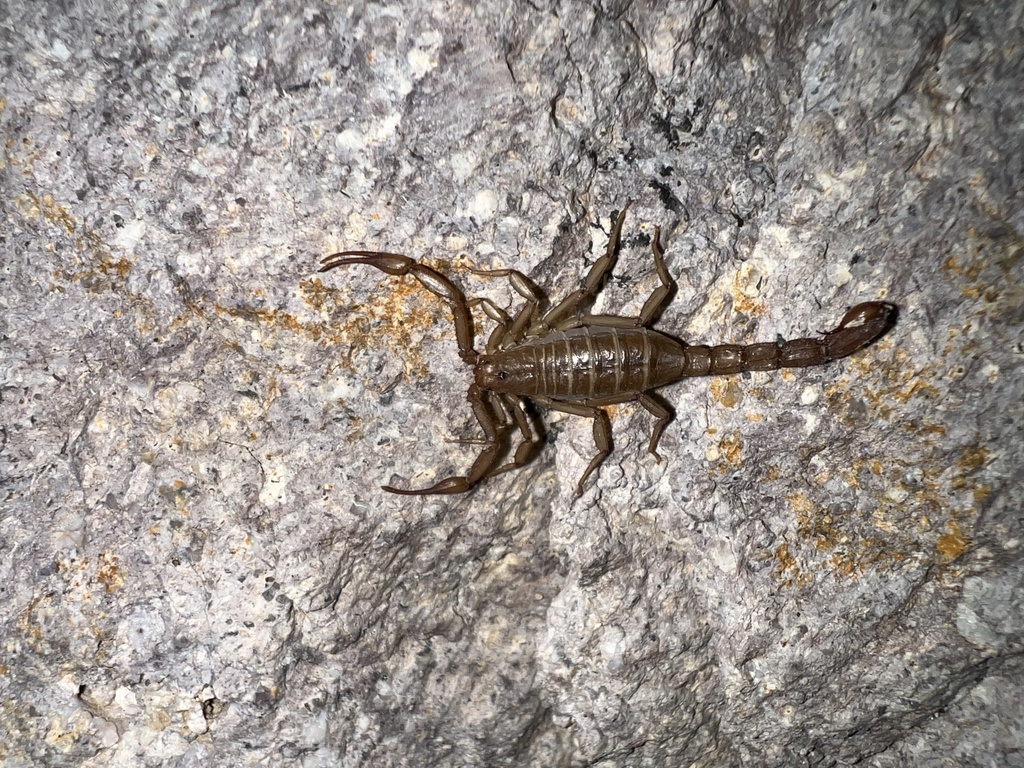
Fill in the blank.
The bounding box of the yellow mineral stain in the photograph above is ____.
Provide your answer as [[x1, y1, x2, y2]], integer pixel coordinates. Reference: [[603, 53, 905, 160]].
[[774, 543, 812, 587], [301, 270, 451, 380], [96, 552, 124, 593], [955, 445, 990, 475], [935, 520, 969, 563], [709, 430, 743, 474], [709, 377, 743, 409], [729, 262, 767, 316]]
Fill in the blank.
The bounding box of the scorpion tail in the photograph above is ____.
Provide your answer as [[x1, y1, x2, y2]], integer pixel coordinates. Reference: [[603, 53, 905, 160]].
[[770, 301, 898, 368], [677, 301, 898, 375], [821, 301, 899, 360]]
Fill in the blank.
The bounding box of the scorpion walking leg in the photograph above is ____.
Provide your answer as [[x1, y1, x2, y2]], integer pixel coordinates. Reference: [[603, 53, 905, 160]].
[[560, 224, 677, 332], [637, 392, 673, 461], [637, 225, 675, 326], [571, 391, 675, 464], [382, 384, 507, 495], [540, 201, 632, 331], [319, 251, 479, 365], [488, 394, 546, 477], [470, 266, 547, 344], [533, 397, 612, 497]]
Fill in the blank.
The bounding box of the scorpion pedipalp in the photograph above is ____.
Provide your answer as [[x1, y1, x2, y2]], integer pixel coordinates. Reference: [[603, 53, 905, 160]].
[[319, 252, 513, 494], [320, 251, 479, 365]]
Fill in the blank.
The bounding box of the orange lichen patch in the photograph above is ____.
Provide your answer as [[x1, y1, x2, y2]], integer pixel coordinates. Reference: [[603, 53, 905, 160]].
[[778, 435, 990, 584], [182, 273, 439, 385], [158, 480, 190, 514], [15, 596, 47, 643], [45, 706, 94, 749], [342, 412, 365, 444], [301, 274, 444, 380], [971, 484, 990, 509], [834, 365, 950, 442], [784, 492, 912, 581], [874, 377, 942, 406], [214, 302, 326, 344], [936, 520, 969, 563], [17, 192, 136, 293], [298, 275, 346, 316], [787, 492, 819, 544], [721, 432, 743, 465], [743, 385, 772, 404], [8, 133, 52, 172], [835, 465, 858, 490], [835, 457, 887, 489], [728, 263, 767, 317], [774, 542, 812, 587], [826, 542, 895, 578], [823, 351, 940, 429], [709, 377, 743, 409], [96, 552, 124, 593], [902, 422, 948, 438], [941, 228, 1024, 302], [77, 251, 132, 285], [860, 376, 937, 428], [941, 254, 983, 284], [16, 192, 77, 233], [952, 445, 990, 485], [707, 430, 743, 474]]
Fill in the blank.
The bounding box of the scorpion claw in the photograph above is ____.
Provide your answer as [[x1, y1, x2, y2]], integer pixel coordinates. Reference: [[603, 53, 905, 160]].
[[382, 477, 472, 495], [318, 252, 417, 275]]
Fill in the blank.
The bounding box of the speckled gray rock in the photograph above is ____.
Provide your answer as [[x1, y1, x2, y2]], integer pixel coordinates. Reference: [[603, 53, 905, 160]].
[[2, 1, 1022, 766]]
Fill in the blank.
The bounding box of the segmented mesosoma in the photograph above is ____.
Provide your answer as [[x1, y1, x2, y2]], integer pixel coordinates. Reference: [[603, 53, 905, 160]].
[[319, 203, 897, 497]]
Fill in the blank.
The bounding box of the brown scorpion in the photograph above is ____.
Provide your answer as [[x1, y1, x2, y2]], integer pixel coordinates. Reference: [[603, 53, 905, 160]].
[[319, 203, 896, 497]]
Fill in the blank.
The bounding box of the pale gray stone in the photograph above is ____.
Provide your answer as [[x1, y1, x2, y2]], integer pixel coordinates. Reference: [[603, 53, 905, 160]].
[[2, 1, 1021, 766]]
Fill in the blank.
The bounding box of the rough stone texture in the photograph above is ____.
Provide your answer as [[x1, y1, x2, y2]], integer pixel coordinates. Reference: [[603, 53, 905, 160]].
[[2, 1, 1021, 766]]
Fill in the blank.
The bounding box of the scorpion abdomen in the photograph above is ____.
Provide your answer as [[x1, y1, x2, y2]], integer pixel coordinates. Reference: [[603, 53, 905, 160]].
[[476, 326, 688, 400]]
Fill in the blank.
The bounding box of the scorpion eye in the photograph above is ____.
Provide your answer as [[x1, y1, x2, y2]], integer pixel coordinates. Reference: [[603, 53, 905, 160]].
[[497, 370, 507, 380]]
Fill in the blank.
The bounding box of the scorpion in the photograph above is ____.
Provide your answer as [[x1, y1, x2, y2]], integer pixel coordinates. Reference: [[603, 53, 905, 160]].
[[319, 202, 897, 497]]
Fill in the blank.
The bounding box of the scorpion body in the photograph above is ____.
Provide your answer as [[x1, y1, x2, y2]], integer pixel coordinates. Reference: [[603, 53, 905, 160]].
[[320, 203, 896, 497]]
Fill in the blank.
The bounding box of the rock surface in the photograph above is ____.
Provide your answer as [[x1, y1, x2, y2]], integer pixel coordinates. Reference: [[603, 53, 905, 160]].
[[2, 1, 1021, 766]]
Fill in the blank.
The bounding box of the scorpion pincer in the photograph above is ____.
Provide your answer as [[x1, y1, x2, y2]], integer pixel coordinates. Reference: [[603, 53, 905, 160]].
[[319, 203, 897, 497]]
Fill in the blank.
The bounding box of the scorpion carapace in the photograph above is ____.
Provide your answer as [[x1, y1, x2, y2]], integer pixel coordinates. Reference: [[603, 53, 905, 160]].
[[319, 202, 897, 497]]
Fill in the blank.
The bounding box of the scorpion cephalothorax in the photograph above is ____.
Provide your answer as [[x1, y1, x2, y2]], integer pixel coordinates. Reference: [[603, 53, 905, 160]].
[[319, 203, 897, 497]]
